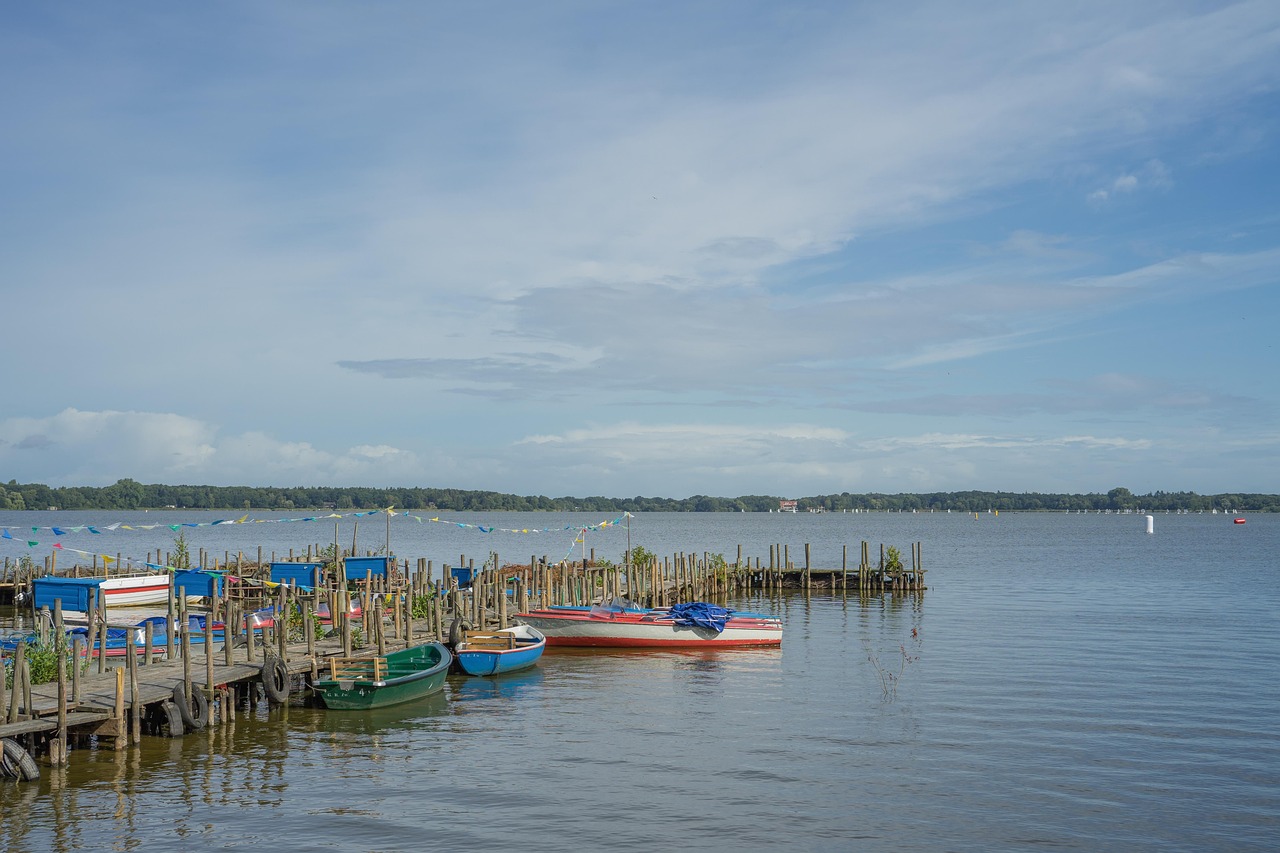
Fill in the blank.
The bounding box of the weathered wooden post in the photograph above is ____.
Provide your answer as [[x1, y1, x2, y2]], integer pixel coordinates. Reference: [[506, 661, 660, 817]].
[[55, 650, 68, 765], [72, 636, 84, 704], [403, 592, 413, 649], [305, 598, 316, 657], [341, 593, 353, 658], [5, 641, 21, 722], [224, 600, 236, 667], [432, 588, 444, 642], [166, 582, 176, 660], [375, 592, 387, 656], [113, 668, 125, 749], [127, 636, 141, 743], [205, 614, 215, 712], [181, 611, 194, 723], [97, 618, 110, 675], [245, 599, 258, 663], [277, 583, 288, 661], [96, 589, 109, 674], [498, 572, 508, 629]]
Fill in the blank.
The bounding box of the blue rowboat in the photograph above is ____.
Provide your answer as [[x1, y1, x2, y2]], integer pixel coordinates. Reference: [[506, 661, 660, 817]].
[[454, 625, 546, 676]]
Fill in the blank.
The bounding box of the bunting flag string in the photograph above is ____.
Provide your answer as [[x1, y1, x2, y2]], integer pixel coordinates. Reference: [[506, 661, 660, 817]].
[[398, 511, 631, 535], [1, 508, 631, 573], [0, 508, 397, 537]]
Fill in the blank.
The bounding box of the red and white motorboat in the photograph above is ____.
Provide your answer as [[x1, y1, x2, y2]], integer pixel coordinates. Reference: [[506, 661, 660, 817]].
[[515, 601, 783, 648]]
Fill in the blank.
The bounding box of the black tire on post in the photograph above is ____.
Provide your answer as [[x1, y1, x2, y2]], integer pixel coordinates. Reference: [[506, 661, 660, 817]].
[[1, 738, 40, 782], [172, 683, 209, 730], [261, 654, 290, 705], [448, 616, 473, 648], [158, 700, 185, 737]]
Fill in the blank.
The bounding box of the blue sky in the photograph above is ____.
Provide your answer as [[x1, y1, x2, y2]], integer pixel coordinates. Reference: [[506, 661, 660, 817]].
[[2, 1, 1278, 498]]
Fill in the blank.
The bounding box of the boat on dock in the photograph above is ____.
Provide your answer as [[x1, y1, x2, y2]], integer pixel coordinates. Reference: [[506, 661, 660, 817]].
[[312, 642, 453, 710], [515, 600, 783, 648], [1, 622, 169, 660], [454, 625, 546, 676], [32, 573, 177, 616]]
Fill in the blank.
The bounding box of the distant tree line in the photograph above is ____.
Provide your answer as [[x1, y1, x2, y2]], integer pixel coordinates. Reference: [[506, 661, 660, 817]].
[[0, 480, 1276, 513]]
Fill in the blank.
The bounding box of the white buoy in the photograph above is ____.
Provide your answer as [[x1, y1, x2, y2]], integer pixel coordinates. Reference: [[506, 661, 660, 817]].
[[1145, 514, 1154, 535]]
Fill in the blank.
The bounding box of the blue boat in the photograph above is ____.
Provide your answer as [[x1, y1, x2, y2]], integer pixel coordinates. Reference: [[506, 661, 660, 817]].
[[2, 622, 169, 661], [454, 625, 546, 676]]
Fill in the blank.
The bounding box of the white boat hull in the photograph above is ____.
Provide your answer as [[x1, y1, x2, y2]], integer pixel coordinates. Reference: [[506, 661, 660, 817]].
[[516, 609, 782, 648]]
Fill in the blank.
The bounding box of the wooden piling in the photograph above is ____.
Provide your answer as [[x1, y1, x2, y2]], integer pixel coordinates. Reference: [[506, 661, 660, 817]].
[[55, 649, 68, 765], [127, 636, 141, 743]]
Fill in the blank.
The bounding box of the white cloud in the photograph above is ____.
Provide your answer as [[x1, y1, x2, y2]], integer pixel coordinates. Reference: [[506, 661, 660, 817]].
[[0, 411, 420, 487], [1087, 159, 1173, 203]]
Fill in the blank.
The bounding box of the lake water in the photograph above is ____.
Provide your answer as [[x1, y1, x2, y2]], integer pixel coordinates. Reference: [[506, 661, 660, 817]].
[[2, 510, 1278, 851]]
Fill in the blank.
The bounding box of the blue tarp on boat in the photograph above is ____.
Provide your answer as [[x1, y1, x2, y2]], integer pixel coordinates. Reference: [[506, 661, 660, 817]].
[[343, 556, 391, 582], [663, 602, 735, 633], [32, 576, 102, 612], [270, 561, 323, 589], [174, 569, 223, 598]]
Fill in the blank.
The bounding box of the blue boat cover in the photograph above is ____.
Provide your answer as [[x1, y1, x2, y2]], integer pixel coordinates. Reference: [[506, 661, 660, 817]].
[[270, 561, 323, 589], [663, 602, 735, 633], [344, 556, 391, 581]]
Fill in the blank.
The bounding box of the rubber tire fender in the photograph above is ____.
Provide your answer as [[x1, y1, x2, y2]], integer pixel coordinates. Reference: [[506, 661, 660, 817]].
[[1, 738, 40, 782], [261, 654, 290, 705], [448, 616, 473, 648], [172, 682, 209, 730], [158, 700, 185, 737]]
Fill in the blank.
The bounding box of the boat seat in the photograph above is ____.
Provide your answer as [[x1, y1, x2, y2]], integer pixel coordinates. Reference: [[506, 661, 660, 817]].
[[463, 632, 517, 649], [328, 656, 387, 681]]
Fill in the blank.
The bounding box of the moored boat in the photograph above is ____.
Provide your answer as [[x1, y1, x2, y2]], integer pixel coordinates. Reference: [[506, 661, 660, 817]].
[[312, 642, 453, 710], [454, 624, 546, 676], [32, 573, 176, 617], [515, 600, 783, 648]]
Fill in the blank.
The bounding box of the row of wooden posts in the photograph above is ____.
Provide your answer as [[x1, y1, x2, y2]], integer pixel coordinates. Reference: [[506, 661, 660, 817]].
[[2, 540, 925, 768]]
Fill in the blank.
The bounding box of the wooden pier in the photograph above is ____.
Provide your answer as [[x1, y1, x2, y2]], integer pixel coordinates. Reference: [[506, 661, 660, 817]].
[[1, 538, 923, 782]]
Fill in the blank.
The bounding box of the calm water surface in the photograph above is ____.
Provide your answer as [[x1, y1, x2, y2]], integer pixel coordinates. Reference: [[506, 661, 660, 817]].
[[2, 510, 1278, 851]]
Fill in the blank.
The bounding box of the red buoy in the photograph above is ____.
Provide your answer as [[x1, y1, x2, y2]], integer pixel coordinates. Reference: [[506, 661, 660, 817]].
[[1234, 518, 1246, 524]]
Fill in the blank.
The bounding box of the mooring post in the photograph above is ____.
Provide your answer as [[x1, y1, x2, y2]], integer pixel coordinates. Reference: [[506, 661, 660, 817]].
[[498, 573, 508, 629], [246, 607, 257, 663], [376, 594, 387, 656], [224, 601, 236, 667], [72, 636, 83, 704], [21, 652, 32, 722], [113, 668, 125, 749], [403, 592, 413, 649], [341, 597, 353, 658], [181, 612, 193, 722], [166, 582, 176, 661], [305, 598, 315, 656], [204, 614, 215, 710], [1, 641, 10, 721], [277, 584, 288, 661], [96, 589, 108, 675], [127, 637, 140, 743]]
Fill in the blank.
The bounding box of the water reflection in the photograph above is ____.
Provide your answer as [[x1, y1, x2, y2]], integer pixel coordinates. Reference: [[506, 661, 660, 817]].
[[449, 667, 545, 704]]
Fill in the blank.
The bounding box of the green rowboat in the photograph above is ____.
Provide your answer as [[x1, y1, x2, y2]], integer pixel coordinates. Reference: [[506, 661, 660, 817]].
[[313, 642, 453, 710]]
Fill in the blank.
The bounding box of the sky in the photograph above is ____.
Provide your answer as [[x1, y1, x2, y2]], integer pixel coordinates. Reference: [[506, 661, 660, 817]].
[[1, 1, 1278, 500]]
